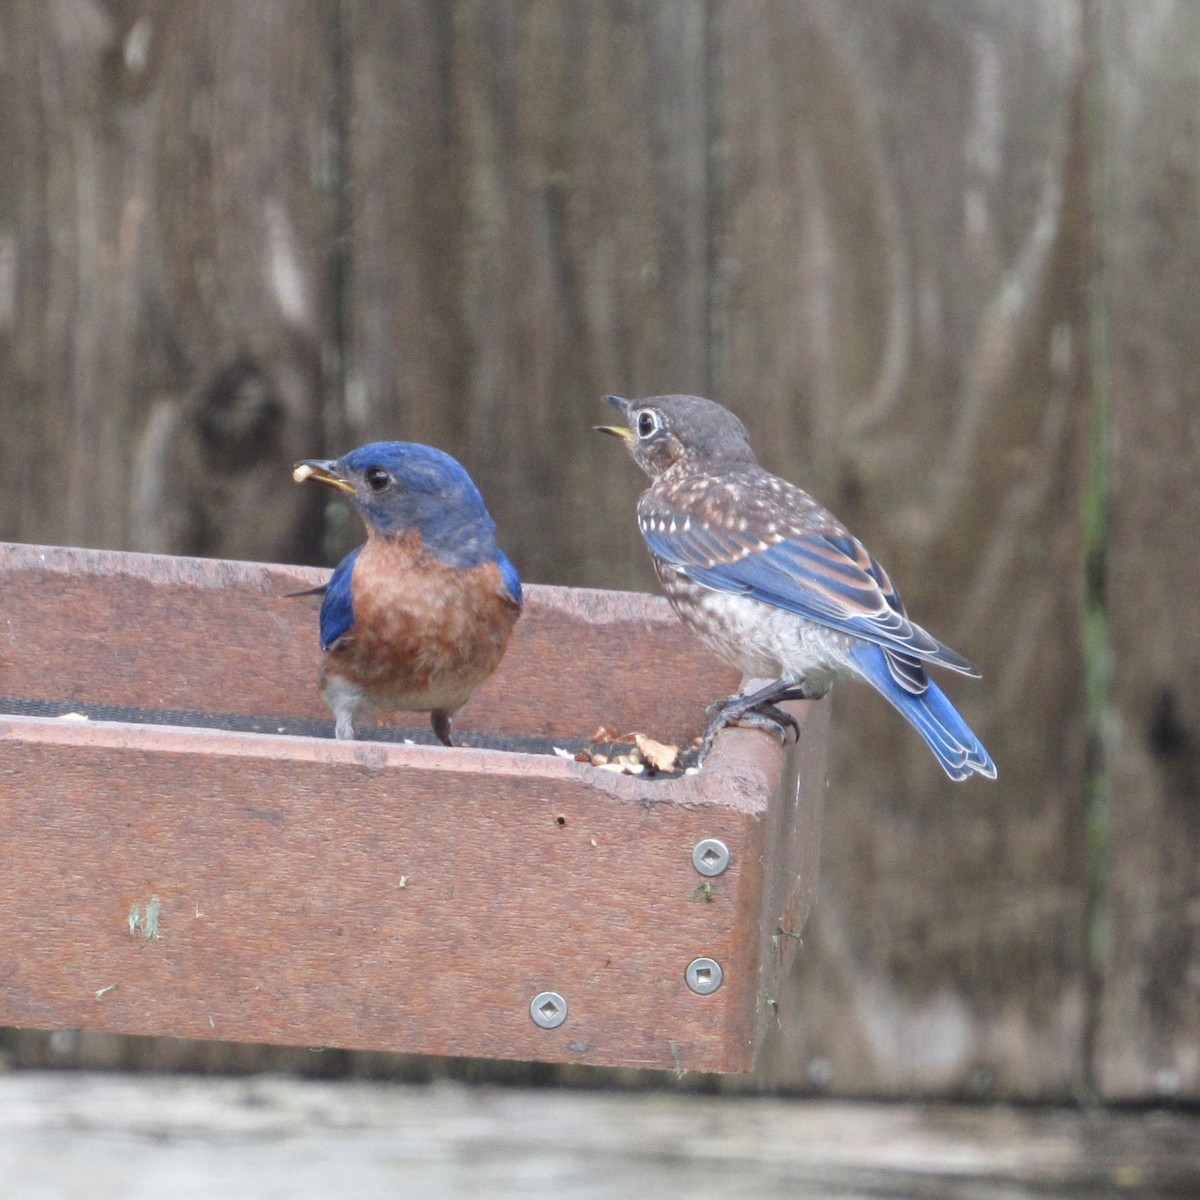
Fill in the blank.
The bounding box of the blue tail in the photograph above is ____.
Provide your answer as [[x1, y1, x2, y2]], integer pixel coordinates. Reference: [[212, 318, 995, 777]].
[[848, 645, 996, 781]]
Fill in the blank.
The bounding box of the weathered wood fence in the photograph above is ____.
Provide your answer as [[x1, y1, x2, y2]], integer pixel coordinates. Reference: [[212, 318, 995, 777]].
[[0, 0, 1196, 1102]]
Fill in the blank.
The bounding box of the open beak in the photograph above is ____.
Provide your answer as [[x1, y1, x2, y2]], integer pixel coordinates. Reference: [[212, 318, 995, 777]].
[[292, 459, 355, 493], [594, 394, 634, 440]]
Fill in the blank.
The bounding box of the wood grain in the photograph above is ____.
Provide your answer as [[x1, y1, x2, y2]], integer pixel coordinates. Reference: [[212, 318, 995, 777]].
[[0, 2, 332, 562], [341, 1, 712, 588], [3, 1073, 1199, 1199], [1091, 0, 1200, 1100], [712, 0, 1091, 1097], [8, 0, 1197, 1101]]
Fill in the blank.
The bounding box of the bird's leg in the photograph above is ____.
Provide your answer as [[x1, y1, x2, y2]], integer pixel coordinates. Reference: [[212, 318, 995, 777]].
[[698, 680, 809, 763], [431, 709, 456, 747], [323, 676, 365, 741]]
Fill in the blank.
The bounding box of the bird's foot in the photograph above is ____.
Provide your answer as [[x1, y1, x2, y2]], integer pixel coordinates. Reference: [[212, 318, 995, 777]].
[[431, 709, 457, 747], [698, 703, 795, 763], [698, 684, 809, 764]]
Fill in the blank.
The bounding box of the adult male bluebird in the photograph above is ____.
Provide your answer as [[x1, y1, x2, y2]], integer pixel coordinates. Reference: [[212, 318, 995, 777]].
[[293, 442, 521, 745], [597, 394, 995, 780]]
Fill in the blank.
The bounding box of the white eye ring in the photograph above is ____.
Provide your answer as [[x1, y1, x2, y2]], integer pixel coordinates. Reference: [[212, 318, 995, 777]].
[[635, 409, 661, 439]]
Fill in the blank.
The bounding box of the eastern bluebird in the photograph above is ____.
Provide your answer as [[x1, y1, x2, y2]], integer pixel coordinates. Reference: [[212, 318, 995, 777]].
[[293, 442, 521, 745], [597, 394, 995, 780]]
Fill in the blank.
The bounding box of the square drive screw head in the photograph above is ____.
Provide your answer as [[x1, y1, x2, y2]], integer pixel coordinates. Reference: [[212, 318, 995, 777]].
[[530, 991, 568, 1028]]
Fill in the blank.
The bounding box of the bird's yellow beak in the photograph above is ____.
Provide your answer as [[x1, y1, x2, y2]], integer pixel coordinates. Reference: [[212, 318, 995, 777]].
[[594, 394, 633, 440], [292, 459, 355, 493]]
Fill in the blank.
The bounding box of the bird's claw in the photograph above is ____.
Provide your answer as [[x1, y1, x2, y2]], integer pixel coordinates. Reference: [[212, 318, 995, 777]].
[[697, 689, 806, 764], [749, 702, 801, 744]]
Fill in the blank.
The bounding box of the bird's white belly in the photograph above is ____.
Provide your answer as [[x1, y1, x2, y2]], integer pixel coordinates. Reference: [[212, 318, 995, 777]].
[[659, 568, 851, 696]]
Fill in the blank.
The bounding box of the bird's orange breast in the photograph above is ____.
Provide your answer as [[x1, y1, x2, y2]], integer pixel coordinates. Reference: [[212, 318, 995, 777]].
[[319, 532, 520, 714]]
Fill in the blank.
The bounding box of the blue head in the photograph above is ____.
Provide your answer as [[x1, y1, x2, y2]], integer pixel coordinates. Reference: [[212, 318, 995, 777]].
[[295, 442, 520, 596]]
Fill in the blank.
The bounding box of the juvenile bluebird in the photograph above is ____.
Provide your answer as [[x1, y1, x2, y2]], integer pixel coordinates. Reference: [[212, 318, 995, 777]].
[[292, 442, 521, 745], [597, 394, 995, 780]]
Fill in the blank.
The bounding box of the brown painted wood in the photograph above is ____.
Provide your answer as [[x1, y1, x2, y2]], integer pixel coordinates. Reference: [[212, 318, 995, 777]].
[[711, 0, 1091, 1098], [1091, 1, 1200, 1101], [0, 543, 826, 1072], [0, 541, 739, 744]]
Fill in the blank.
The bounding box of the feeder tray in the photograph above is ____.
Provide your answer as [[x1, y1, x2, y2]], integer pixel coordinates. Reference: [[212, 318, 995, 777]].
[[0, 541, 827, 1073]]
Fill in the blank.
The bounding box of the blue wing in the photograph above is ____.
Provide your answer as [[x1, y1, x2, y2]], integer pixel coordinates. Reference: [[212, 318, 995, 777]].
[[639, 480, 978, 682], [496, 551, 522, 606], [318, 546, 360, 651]]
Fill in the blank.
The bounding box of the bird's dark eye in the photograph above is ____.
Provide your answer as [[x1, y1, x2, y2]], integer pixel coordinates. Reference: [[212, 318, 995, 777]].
[[636, 410, 660, 439], [364, 467, 392, 492]]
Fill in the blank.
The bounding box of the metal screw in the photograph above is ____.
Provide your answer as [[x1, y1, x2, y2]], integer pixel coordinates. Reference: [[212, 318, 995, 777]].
[[691, 838, 730, 877], [685, 957, 723, 995], [529, 991, 568, 1029]]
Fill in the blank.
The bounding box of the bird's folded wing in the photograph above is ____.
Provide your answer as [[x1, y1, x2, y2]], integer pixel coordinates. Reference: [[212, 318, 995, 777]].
[[640, 498, 978, 678], [318, 545, 362, 651]]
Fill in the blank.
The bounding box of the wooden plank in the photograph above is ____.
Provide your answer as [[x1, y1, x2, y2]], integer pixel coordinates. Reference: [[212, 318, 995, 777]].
[[342, 0, 712, 589], [0, 719, 758, 1070], [2, 1074, 1199, 1199], [0, 544, 826, 1073], [0, 0, 333, 563], [0, 0, 158, 550], [711, 0, 1091, 1097], [0, 541, 739, 743], [132, 1, 335, 563], [1091, 1, 1200, 1100]]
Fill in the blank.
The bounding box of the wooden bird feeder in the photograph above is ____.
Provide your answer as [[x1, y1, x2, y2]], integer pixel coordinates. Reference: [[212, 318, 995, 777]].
[[0, 541, 827, 1074]]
